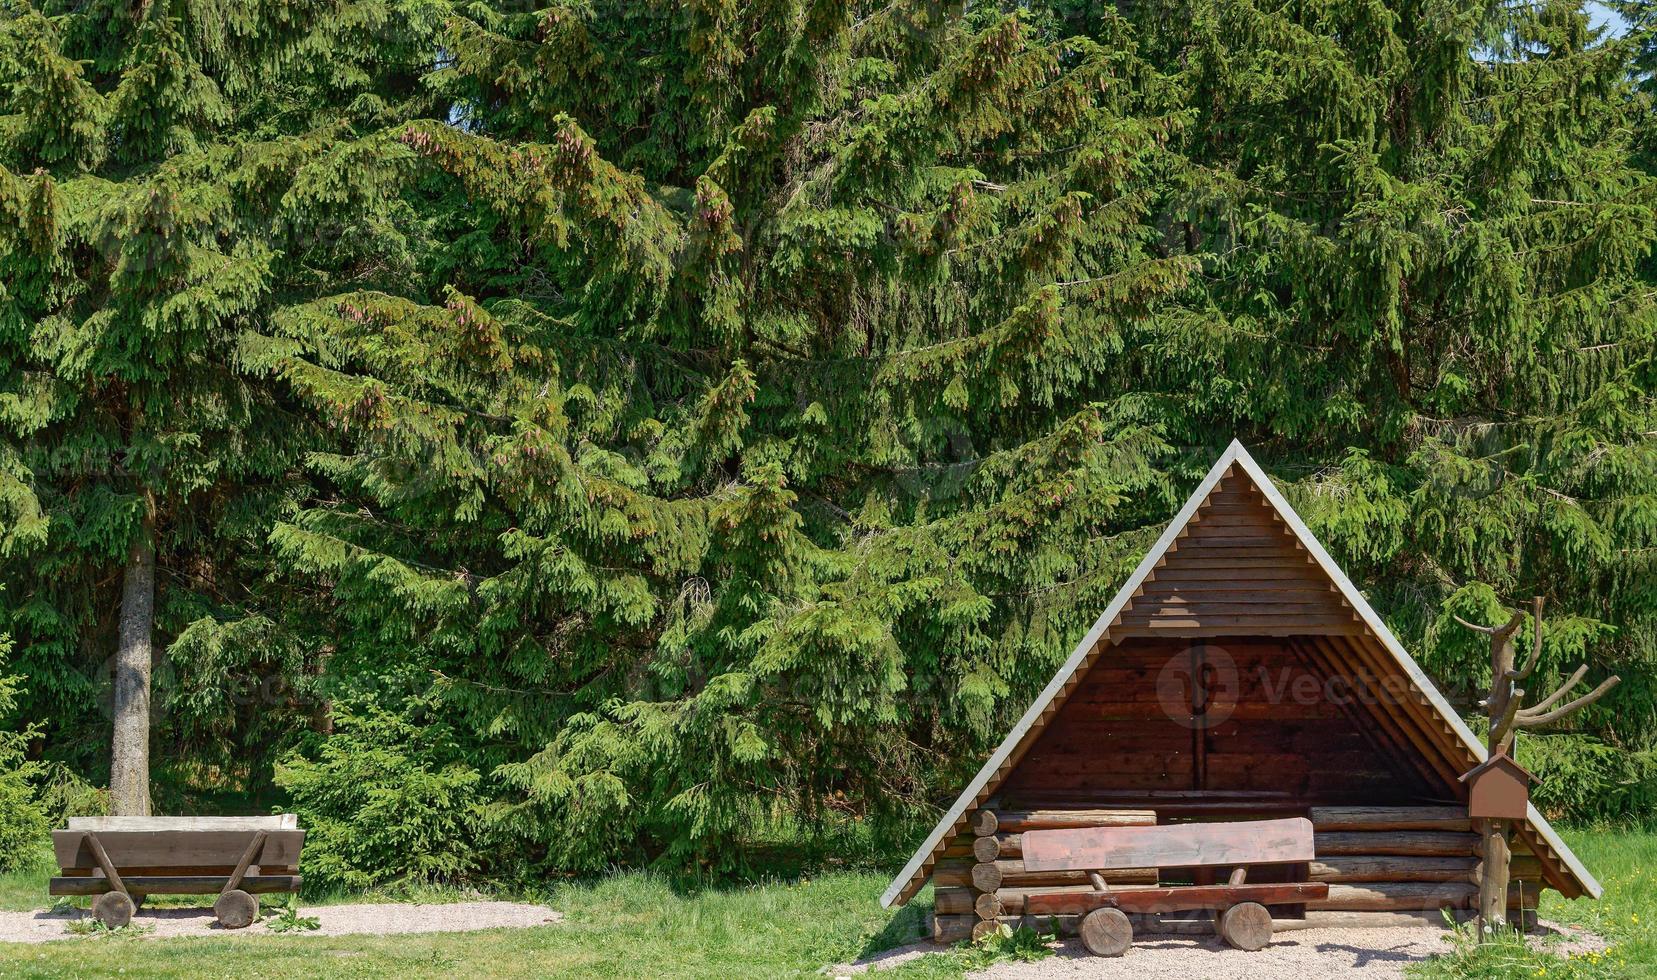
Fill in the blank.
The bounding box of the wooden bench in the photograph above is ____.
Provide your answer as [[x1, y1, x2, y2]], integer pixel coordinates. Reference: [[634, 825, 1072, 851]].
[[1021, 816, 1328, 955], [51, 815, 304, 929]]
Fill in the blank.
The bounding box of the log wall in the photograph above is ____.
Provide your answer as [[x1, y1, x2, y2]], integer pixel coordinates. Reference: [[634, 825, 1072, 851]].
[[997, 637, 1435, 807], [930, 805, 1547, 943]]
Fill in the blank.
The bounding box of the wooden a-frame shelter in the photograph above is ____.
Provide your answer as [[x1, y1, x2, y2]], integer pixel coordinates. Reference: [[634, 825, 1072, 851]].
[[883, 441, 1598, 935]]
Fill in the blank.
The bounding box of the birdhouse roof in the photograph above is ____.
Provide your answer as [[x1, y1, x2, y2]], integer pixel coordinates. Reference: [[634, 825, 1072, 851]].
[[1460, 751, 1538, 785]]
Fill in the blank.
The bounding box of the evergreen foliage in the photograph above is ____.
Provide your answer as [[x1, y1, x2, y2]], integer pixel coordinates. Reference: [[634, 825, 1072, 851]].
[[1123, 0, 1657, 760], [264, 0, 1199, 874], [276, 688, 485, 890], [0, 627, 45, 873], [0, 0, 442, 790], [1, 0, 1653, 882]]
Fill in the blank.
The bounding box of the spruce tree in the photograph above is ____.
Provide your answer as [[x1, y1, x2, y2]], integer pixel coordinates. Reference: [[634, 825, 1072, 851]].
[[0, 1, 441, 809], [262, 1, 1198, 870], [2, 0, 1650, 875], [1120, 0, 1657, 777], [265, 0, 1654, 871]]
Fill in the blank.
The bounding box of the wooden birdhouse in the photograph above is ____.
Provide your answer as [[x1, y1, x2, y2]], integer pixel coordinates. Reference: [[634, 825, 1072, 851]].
[[1460, 752, 1535, 822]]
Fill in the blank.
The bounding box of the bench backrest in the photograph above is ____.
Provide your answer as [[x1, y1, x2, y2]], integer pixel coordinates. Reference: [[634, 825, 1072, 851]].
[[1021, 816, 1315, 873], [54, 829, 305, 873]]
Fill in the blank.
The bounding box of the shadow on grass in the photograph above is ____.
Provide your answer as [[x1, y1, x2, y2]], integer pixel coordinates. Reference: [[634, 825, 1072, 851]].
[[857, 898, 933, 959], [516, 813, 928, 903]]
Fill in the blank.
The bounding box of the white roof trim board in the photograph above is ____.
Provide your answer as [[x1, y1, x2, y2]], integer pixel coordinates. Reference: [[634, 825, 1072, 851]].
[[880, 439, 1600, 908]]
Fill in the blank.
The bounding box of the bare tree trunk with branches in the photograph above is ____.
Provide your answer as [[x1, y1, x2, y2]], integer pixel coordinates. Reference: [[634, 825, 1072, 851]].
[[1456, 597, 1618, 937]]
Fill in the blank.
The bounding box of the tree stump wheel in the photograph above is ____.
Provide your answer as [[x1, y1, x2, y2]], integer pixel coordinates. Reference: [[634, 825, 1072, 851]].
[[92, 891, 135, 930], [1218, 901, 1273, 951], [214, 888, 259, 929], [1079, 907, 1133, 957]]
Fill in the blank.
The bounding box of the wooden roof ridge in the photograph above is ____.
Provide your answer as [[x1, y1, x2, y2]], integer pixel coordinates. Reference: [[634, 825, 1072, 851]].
[[878, 439, 1600, 909]]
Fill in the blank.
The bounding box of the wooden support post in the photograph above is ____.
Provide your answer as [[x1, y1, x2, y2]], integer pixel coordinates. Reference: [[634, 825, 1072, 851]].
[[82, 833, 136, 929], [83, 834, 127, 896], [224, 830, 267, 894], [1478, 818, 1511, 933]]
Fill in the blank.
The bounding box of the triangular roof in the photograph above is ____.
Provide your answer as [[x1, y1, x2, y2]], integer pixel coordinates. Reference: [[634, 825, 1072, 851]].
[[881, 440, 1600, 907]]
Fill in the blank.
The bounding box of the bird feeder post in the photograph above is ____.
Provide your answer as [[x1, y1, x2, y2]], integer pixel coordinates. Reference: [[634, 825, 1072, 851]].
[[1455, 597, 1618, 938]]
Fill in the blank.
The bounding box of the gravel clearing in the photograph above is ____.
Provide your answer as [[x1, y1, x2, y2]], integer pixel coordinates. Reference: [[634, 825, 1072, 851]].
[[969, 927, 1454, 979], [831, 920, 1606, 979], [0, 901, 560, 943]]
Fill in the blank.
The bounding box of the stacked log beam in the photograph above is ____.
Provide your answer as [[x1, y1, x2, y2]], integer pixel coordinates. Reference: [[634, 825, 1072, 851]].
[[935, 859, 1157, 891], [1308, 807, 1544, 918], [934, 806, 1547, 942], [930, 830, 978, 941], [934, 807, 1156, 944]]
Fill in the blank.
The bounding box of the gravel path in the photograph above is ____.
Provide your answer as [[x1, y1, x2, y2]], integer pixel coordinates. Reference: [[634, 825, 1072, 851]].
[[832, 920, 1605, 979], [970, 927, 1452, 979], [0, 901, 560, 943]]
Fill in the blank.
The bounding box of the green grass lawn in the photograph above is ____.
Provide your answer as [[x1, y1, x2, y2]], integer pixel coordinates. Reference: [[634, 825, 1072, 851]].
[[0, 866, 929, 978], [0, 827, 1649, 978], [1407, 825, 1657, 980]]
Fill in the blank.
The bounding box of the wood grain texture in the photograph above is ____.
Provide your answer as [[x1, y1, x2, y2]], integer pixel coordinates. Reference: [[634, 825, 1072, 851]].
[[1219, 901, 1273, 950], [1309, 807, 1471, 832], [1309, 856, 1478, 883], [1025, 881, 1329, 915], [92, 892, 134, 929], [54, 830, 305, 871], [1309, 882, 1478, 911], [934, 862, 1153, 888], [68, 815, 298, 832], [1079, 908, 1133, 956], [49, 874, 302, 896], [987, 810, 1157, 833], [1314, 831, 1480, 857], [1023, 817, 1316, 872], [214, 889, 259, 929], [932, 888, 975, 915], [58, 864, 298, 876]]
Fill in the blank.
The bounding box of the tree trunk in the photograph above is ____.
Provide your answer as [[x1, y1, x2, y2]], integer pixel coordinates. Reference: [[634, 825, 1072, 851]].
[[1477, 818, 1510, 933], [110, 501, 155, 817]]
